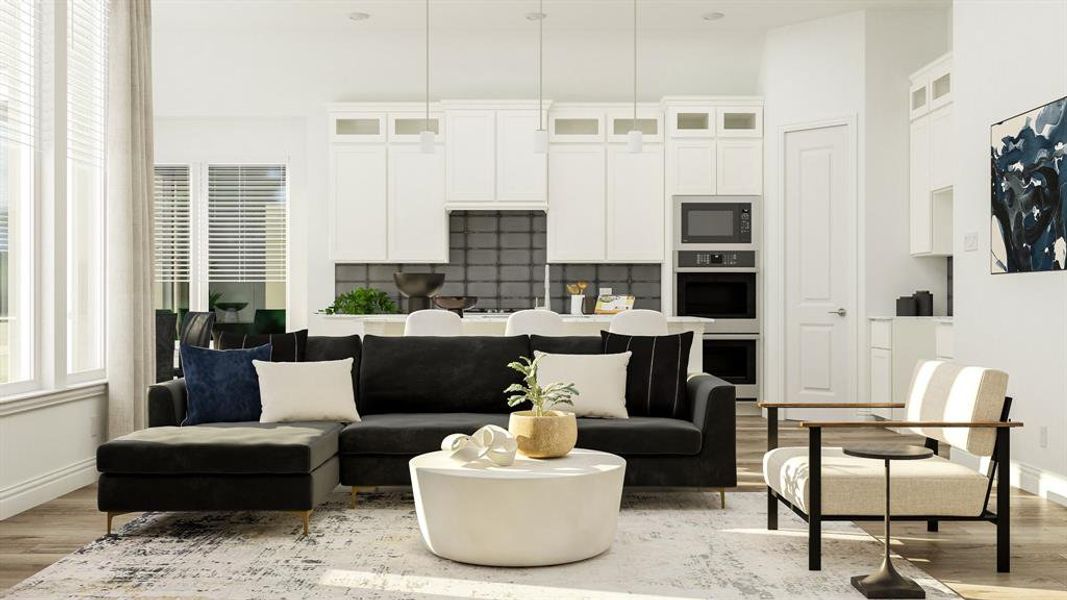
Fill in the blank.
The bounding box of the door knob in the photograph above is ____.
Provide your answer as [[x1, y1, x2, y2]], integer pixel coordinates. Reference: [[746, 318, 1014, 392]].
[[828, 308, 847, 316]]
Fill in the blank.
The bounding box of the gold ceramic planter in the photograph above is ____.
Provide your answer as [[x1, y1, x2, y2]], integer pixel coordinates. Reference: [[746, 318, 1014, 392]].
[[507, 410, 577, 458]]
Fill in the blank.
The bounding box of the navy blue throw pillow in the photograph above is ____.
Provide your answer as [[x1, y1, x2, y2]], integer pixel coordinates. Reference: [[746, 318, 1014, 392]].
[[181, 343, 271, 425]]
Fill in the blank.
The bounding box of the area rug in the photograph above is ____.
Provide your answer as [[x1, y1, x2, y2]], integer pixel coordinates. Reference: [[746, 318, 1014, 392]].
[[2, 490, 957, 599]]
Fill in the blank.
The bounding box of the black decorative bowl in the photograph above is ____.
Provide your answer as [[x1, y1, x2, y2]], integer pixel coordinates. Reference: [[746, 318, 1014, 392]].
[[393, 273, 445, 298], [433, 296, 478, 315]]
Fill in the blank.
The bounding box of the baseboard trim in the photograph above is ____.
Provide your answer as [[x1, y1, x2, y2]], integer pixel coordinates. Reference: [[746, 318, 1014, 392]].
[[0, 457, 98, 520]]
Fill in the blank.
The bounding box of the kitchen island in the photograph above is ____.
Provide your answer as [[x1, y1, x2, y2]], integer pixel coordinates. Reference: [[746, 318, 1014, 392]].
[[310, 313, 712, 374]]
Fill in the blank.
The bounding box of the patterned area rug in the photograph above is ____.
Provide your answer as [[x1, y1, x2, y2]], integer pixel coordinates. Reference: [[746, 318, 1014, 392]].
[[3, 490, 958, 599]]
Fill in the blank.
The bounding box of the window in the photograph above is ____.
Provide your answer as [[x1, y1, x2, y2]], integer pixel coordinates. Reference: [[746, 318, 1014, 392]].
[[206, 165, 288, 332], [152, 164, 289, 336], [0, 0, 38, 386], [153, 166, 191, 322], [66, 0, 108, 376]]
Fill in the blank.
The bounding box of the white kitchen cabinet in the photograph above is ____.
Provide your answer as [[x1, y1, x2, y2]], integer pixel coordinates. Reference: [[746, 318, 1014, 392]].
[[909, 54, 953, 257], [549, 109, 604, 143], [667, 107, 715, 138], [869, 347, 893, 418], [606, 144, 664, 262], [445, 110, 496, 202], [716, 139, 763, 195], [388, 112, 443, 143], [329, 145, 388, 261], [928, 105, 954, 192], [909, 117, 933, 255], [927, 58, 952, 111], [667, 139, 716, 195], [606, 109, 663, 143], [496, 110, 546, 202], [717, 106, 762, 137], [330, 112, 387, 143], [547, 145, 606, 262], [935, 321, 954, 360], [387, 145, 448, 263]]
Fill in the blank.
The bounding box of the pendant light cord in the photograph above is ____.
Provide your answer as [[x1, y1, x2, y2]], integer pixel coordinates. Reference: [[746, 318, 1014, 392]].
[[538, 0, 543, 130], [632, 0, 637, 128], [425, 0, 430, 128]]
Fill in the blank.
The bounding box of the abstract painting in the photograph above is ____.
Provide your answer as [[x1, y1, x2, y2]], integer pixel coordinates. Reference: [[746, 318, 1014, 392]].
[[990, 95, 1066, 273]]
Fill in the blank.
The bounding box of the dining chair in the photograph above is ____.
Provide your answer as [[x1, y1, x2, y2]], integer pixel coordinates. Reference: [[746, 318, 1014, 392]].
[[608, 309, 668, 336], [504, 309, 565, 336], [404, 310, 462, 336]]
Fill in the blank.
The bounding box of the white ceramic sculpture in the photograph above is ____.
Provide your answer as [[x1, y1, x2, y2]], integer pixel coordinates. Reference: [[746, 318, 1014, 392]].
[[440, 424, 518, 466]]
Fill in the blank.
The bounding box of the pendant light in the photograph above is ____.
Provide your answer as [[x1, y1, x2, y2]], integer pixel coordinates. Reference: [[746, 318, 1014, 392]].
[[626, 0, 642, 153], [532, 1, 548, 154], [420, 0, 435, 153]]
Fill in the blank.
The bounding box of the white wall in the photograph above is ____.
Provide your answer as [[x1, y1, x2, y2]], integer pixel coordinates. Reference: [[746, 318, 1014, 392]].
[[0, 386, 107, 519], [952, 0, 1067, 505], [759, 9, 951, 415]]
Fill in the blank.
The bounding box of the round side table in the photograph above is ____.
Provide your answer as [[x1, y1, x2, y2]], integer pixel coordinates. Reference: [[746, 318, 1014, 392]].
[[842, 444, 934, 600]]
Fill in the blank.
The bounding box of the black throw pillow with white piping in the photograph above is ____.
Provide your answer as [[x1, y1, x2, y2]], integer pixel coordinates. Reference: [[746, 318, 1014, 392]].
[[217, 329, 308, 362], [600, 330, 693, 419]]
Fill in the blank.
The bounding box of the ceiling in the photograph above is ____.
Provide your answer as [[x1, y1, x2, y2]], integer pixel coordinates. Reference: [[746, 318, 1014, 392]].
[[153, 0, 950, 33]]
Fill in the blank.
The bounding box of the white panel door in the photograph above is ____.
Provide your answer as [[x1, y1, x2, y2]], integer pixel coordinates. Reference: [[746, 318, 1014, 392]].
[[784, 124, 855, 409], [716, 139, 763, 195], [667, 140, 716, 195], [445, 110, 496, 202], [330, 145, 387, 261], [496, 110, 547, 202], [388, 145, 448, 263], [606, 144, 664, 262], [909, 116, 932, 254], [547, 145, 606, 262]]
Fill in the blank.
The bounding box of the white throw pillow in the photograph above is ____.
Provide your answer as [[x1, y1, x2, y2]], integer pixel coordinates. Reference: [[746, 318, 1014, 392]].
[[253, 358, 360, 423], [534, 351, 631, 419]]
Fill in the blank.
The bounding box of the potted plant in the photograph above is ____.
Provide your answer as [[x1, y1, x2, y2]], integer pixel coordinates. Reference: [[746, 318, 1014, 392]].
[[504, 355, 579, 458], [320, 287, 398, 315]]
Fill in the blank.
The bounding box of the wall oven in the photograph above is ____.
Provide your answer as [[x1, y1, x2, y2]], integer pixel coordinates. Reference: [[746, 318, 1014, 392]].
[[676, 196, 756, 249], [701, 334, 759, 400], [676, 250, 759, 334]]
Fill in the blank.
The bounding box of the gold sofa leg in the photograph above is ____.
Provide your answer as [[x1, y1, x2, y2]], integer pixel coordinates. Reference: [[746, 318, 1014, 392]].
[[106, 512, 129, 535], [720, 488, 727, 509], [350, 486, 359, 509], [295, 510, 312, 535]]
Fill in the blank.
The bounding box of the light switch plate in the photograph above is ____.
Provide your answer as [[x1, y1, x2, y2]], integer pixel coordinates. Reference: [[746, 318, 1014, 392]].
[[964, 232, 979, 252]]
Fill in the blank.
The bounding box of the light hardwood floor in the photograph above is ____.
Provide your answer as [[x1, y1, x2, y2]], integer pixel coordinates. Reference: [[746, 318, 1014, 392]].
[[2, 415, 1065, 598]]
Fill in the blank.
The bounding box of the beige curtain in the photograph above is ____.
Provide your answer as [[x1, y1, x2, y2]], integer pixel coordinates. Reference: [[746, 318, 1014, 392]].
[[106, 0, 155, 439]]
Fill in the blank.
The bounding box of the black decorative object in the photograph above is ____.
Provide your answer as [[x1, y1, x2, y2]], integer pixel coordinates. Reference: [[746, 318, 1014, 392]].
[[990, 95, 1066, 273], [393, 272, 445, 312], [843, 445, 934, 599], [895, 296, 917, 317], [912, 290, 933, 316]]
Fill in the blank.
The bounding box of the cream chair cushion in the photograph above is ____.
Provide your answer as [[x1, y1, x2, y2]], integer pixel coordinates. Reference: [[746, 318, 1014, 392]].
[[763, 446, 990, 517], [905, 361, 1009, 457]]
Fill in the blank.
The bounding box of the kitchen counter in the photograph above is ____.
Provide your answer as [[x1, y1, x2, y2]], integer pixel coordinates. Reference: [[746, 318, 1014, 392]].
[[310, 313, 713, 374]]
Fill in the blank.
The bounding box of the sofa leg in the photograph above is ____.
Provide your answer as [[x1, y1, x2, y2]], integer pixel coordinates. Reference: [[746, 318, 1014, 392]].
[[927, 519, 939, 532], [767, 490, 778, 530], [106, 512, 129, 536], [350, 486, 359, 509], [295, 510, 312, 535], [719, 488, 726, 510]]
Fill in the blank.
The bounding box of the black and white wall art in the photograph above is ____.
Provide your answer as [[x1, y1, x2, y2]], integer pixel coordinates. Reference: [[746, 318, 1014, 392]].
[[990, 95, 1066, 273]]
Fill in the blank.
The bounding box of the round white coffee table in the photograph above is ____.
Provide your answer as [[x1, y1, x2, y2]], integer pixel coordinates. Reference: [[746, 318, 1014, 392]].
[[409, 448, 626, 567]]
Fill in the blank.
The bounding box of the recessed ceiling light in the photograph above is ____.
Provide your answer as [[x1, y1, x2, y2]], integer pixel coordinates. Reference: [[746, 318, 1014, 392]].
[[702, 12, 725, 21], [348, 12, 371, 22], [525, 12, 547, 21]]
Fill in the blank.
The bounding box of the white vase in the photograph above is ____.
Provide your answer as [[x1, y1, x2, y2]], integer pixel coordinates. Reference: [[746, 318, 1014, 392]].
[[570, 295, 584, 315]]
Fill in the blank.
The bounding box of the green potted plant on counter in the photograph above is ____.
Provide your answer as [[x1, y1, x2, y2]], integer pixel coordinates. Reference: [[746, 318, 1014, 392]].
[[321, 287, 398, 315], [504, 355, 579, 458]]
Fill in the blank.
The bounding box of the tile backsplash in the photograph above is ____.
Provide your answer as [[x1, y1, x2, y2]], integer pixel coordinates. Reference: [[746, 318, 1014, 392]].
[[335, 211, 662, 313]]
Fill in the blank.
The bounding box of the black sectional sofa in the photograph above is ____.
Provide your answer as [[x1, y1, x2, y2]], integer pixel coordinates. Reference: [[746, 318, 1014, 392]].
[[98, 334, 736, 533]]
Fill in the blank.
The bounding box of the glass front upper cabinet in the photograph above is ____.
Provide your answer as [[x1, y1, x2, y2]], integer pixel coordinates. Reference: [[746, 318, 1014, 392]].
[[330, 112, 387, 143], [607, 110, 663, 143], [716, 107, 762, 137], [668, 107, 714, 138], [549, 111, 604, 143], [389, 113, 444, 143]]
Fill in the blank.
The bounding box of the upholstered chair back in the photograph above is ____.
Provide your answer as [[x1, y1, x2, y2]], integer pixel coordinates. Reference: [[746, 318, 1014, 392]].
[[904, 360, 1009, 457], [504, 309, 565, 336], [404, 310, 462, 336], [608, 309, 668, 336]]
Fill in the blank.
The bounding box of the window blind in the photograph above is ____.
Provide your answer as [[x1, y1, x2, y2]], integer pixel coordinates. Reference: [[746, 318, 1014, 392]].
[[0, 0, 37, 149], [67, 0, 107, 167], [153, 165, 191, 282], [207, 165, 287, 283]]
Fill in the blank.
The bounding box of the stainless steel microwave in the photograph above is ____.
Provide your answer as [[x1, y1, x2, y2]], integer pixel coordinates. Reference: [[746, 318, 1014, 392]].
[[675, 196, 757, 248]]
